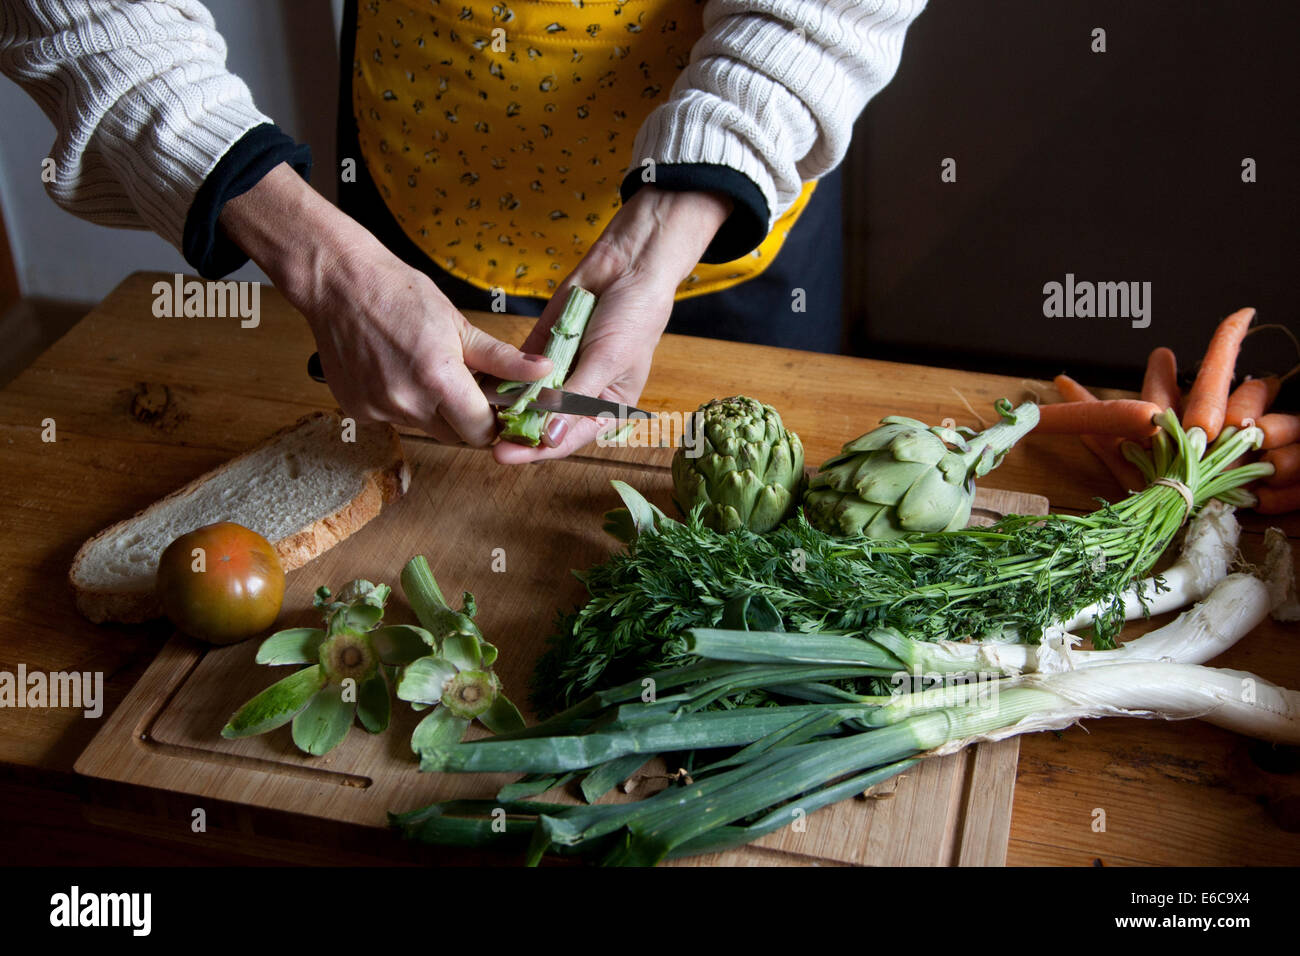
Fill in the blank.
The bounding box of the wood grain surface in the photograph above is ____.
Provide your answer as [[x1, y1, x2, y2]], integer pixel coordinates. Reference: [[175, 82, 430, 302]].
[[2, 272, 1297, 867]]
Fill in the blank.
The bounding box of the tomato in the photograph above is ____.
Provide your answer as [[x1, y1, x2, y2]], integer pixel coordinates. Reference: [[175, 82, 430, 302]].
[[156, 522, 286, 644]]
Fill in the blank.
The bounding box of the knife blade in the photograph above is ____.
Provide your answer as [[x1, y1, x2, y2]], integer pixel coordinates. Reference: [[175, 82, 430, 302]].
[[486, 381, 651, 420], [307, 352, 650, 420]]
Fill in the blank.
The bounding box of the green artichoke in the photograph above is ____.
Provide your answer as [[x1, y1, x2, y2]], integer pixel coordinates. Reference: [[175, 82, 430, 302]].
[[805, 400, 1039, 539], [671, 396, 805, 533]]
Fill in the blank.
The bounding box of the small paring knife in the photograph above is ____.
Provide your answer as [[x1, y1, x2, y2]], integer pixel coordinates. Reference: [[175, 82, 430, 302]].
[[306, 352, 651, 421]]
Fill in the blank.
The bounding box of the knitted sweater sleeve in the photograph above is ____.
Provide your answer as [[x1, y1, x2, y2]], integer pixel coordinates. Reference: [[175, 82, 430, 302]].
[[622, 0, 927, 259], [0, 0, 276, 254]]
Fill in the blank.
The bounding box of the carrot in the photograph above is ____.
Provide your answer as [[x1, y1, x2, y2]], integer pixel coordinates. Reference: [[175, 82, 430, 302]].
[[1053, 374, 1097, 404], [1255, 482, 1300, 515], [1034, 400, 1162, 440], [1049, 377, 1144, 490], [1224, 376, 1281, 427], [1182, 307, 1256, 441], [1259, 413, 1300, 450], [1263, 444, 1300, 487], [1139, 347, 1179, 413], [1081, 434, 1147, 494]]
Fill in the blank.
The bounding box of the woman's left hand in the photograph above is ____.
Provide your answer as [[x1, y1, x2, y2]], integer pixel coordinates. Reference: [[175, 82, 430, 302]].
[[494, 185, 732, 464]]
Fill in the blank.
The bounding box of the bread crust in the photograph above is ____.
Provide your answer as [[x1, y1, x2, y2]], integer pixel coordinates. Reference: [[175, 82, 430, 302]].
[[70, 411, 409, 624]]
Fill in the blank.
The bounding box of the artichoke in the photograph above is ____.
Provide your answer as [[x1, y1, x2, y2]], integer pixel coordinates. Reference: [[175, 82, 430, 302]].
[[671, 396, 805, 533], [805, 400, 1039, 539]]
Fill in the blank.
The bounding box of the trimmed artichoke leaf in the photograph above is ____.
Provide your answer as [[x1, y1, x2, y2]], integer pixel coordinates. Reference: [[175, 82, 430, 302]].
[[337, 579, 391, 609], [602, 507, 638, 544], [345, 603, 385, 632], [291, 682, 356, 756], [356, 673, 391, 734], [411, 707, 471, 755], [610, 480, 671, 537], [255, 628, 326, 665], [479, 693, 527, 735], [222, 664, 326, 739], [396, 655, 459, 705], [372, 624, 436, 664], [441, 633, 482, 672]]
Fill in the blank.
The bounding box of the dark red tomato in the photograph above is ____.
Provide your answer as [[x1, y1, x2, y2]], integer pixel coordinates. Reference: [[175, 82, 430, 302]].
[[156, 522, 285, 644]]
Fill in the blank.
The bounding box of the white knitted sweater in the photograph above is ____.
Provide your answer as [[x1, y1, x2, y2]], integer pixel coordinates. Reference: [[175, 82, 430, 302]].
[[0, 0, 926, 253]]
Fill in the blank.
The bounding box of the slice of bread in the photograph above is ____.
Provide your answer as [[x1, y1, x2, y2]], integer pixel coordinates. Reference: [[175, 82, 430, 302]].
[[71, 410, 410, 623]]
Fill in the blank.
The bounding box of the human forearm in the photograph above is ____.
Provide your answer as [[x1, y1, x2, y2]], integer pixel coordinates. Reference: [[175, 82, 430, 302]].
[[219, 163, 551, 449], [217, 162, 374, 313], [586, 187, 733, 299]]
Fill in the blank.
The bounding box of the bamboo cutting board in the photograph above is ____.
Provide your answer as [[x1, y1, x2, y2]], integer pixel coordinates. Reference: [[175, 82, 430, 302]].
[[75, 437, 1047, 866]]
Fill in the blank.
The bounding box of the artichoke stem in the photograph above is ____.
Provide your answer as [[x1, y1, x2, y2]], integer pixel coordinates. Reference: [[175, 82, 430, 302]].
[[959, 401, 1041, 476], [498, 286, 597, 445]]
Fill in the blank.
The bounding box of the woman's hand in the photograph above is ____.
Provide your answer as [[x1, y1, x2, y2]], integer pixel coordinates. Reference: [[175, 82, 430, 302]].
[[219, 163, 550, 445], [494, 185, 731, 464]]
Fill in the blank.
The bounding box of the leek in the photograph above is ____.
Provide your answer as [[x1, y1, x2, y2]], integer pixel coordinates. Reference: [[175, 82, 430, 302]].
[[393, 545, 1298, 865]]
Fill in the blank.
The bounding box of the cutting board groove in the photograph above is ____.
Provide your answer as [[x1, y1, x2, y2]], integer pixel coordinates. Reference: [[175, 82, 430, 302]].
[[76, 440, 1048, 866]]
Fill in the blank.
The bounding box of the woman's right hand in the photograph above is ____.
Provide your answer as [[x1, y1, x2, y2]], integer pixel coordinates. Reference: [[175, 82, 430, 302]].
[[219, 163, 550, 445]]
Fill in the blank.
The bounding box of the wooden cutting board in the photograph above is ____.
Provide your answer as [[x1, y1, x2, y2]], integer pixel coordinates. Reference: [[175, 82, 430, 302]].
[[75, 438, 1048, 866]]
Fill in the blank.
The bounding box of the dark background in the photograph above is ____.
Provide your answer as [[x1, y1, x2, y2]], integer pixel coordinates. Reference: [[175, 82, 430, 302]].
[[843, 0, 1298, 407]]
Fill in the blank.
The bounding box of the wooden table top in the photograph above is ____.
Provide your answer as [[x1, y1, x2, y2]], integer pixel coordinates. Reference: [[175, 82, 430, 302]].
[[2, 271, 1296, 866]]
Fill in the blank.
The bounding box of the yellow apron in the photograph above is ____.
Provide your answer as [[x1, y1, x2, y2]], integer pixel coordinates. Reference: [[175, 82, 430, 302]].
[[352, 0, 815, 299]]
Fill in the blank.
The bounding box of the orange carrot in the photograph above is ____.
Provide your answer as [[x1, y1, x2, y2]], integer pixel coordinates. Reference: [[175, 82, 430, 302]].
[[1081, 434, 1147, 494], [1263, 444, 1300, 486], [1035, 400, 1162, 440], [1259, 413, 1300, 450], [1049, 377, 1144, 489], [1182, 307, 1256, 440], [1255, 482, 1300, 515], [1224, 376, 1281, 427], [1139, 347, 1179, 413], [1054, 373, 1097, 404]]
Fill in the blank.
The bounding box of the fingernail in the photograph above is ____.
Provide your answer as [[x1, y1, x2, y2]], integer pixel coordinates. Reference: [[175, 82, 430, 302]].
[[524, 353, 549, 364], [544, 417, 569, 447]]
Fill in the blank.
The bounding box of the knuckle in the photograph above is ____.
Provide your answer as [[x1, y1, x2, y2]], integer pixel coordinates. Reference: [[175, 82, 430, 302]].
[[417, 361, 460, 396], [583, 234, 636, 277]]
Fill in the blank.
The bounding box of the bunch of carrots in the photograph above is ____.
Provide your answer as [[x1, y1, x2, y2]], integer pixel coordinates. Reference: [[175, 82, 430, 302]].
[[1035, 307, 1300, 514]]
